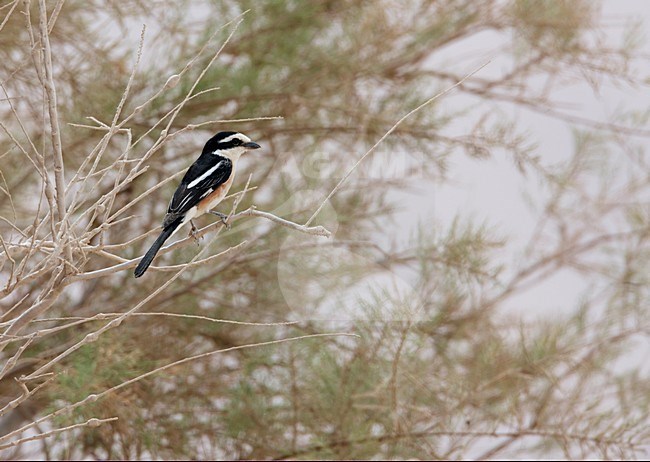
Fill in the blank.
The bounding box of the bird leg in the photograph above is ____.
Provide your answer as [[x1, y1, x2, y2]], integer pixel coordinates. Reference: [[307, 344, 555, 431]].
[[209, 210, 231, 230], [188, 220, 201, 244]]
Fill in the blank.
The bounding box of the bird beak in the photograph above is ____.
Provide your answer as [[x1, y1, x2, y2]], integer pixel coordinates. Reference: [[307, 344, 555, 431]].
[[243, 141, 261, 150]]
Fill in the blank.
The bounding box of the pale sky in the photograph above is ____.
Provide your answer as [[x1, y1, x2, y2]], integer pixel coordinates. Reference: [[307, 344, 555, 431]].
[[414, 0, 650, 322]]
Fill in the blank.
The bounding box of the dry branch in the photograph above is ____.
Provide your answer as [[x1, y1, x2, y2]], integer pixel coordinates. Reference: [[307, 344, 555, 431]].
[[0, 416, 118, 452], [305, 60, 491, 227], [37, 0, 65, 225]]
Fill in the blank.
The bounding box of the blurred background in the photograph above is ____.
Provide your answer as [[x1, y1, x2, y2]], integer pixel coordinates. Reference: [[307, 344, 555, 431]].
[[1, 0, 649, 459]]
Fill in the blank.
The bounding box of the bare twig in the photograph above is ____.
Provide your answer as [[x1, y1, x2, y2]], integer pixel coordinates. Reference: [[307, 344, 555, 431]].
[[0, 333, 36, 381], [0, 271, 67, 355], [0, 0, 18, 34], [0, 375, 55, 419], [37, 0, 66, 225], [33, 312, 299, 327], [0, 417, 118, 451], [305, 60, 491, 226], [233, 207, 332, 238]]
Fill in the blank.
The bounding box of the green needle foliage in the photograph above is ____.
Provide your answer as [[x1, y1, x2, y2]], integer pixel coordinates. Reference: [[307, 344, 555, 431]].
[[0, 0, 648, 459]]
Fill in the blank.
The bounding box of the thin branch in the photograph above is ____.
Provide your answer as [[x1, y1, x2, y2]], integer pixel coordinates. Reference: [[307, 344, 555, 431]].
[[177, 115, 283, 132], [304, 60, 491, 226], [33, 312, 300, 327], [0, 309, 301, 346], [38, 0, 66, 224], [0, 375, 54, 419], [0, 0, 19, 36], [0, 417, 118, 452], [46, 0, 65, 32], [0, 271, 67, 356], [0, 333, 37, 381], [233, 207, 332, 238]]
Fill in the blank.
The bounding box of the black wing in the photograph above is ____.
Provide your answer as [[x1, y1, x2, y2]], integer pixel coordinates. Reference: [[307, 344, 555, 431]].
[[165, 155, 232, 219]]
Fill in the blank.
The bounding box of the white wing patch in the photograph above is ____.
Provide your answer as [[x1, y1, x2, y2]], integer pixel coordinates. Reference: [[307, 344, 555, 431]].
[[188, 161, 223, 188], [176, 192, 195, 212]]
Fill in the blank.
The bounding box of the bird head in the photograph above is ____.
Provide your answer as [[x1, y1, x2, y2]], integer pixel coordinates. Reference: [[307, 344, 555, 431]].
[[203, 131, 261, 159]]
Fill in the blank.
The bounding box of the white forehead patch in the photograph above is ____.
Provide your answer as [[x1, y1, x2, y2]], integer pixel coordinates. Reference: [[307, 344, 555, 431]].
[[220, 133, 251, 144]]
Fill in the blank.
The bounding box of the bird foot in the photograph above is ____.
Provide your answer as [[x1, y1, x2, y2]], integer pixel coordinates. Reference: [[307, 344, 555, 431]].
[[209, 211, 231, 230], [188, 220, 202, 244]]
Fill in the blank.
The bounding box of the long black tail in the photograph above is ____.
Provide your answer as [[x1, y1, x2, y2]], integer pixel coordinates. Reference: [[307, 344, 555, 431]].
[[134, 224, 178, 278]]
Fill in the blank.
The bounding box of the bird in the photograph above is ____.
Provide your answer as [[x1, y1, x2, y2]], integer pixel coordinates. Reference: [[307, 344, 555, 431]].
[[134, 131, 261, 278]]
